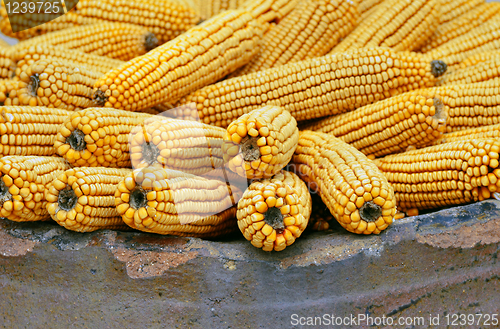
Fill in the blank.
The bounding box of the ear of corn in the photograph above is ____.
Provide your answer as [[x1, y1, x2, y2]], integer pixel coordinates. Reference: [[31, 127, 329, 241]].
[[0, 106, 70, 157], [193, 0, 246, 20], [11, 23, 159, 61], [424, 19, 500, 68], [93, 10, 262, 112], [129, 117, 226, 175], [292, 131, 397, 234], [359, 0, 384, 20], [54, 108, 152, 168], [223, 105, 299, 179], [46, 167, 132, 232], [331, 0, 441, 53], [232, 0, 358, 76], [13, 45, 124, 78], [15, 60, 103, 110], [375, 138, 500, 211], [177, 47, 448, 128], [302, 92, 447, 158], [438, 54, 500, 85], [0, 156, 72, 222], [458, 49, 500, 69], [240, 0, 301, 23], [431, 123, 500, 146], [439, 0, 485, 24], [114, 167, 243, 237], [236, 170, 311, 251], [420, 2, 500, 53]]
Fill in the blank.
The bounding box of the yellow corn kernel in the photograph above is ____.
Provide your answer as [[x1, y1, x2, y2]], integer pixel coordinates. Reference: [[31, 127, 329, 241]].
[[0, 156, 71, 222], [177, 47, 448, 128], [54, 108, 152, 168], [292, 131, 397, 235], [302, 92, 447, 158], [237, 170, 311, 251]]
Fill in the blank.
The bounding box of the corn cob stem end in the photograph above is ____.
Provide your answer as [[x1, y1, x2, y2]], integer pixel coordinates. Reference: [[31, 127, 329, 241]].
[[142, 142, 160, 165], [29, 73, 40, 96], [359, 201, 382, 222], [67, 129, 87, 151], [145, 33, 159, 52], [241, 136, 260, 161], [0, 179, 11, 204], [130, 187, 148, 210], [264, 207, 285, 233], [93, 90, 107, 107], [431, 60, 447, 78], [58, 187, 78, 212]]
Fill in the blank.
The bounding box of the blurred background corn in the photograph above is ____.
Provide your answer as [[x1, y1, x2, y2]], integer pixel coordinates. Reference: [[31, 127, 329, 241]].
[[223, 105, 298, 179], [46, 167, 132, 232], [54, 108, 152, 168], [236, 170, 311, 251], [439, 0, 485, 24], [0, 106, 70, 157], [292, 131, 397, 234], [431, 124, 500, 146], [0, 156, 71, 222]]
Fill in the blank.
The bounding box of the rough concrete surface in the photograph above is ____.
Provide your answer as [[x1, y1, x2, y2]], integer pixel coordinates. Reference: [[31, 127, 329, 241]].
[[1, 201, 499, 328]]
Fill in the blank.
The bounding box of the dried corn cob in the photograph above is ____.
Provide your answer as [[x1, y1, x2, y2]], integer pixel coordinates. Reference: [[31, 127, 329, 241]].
[[46, 167, 132, 232], [93, 10, 262, 111], [439, 0, 485, 24], [420, 2, 500, 53], [129, 117, 226, 175], [194, 0, 246, 19], [114, 167, 243, 237], [13, 45, 123, 78], [176, 47, 448, 127], [12, 23, 158, 61], [331, 0, 441, 53], [223, 106, 298, 179], [375, 138, 500, 211], [0, 48, 15, 80], [15, 60, 103, 110], [438, 55, 500, 85], [233, 0, 358, 76], [302, 92, 447, 158], [54, 108, 152, 168], [424, 19, 500, 68], [0, 156, 71, 222], [431, 124, 500, 146], [236, 170, 311, 251], [0, 106, 70, 157], [292, 131, 397, 234]]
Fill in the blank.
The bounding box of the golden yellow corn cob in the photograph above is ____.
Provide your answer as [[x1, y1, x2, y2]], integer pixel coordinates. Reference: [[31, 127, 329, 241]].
[[46, 167, 132, 232], [15, 60, 102, 110], [54, 108, 152, 168], [331, 0, 441, 53], [13, 45, 124, 78], [128, 117, 226, 175], [222, 106, 298, 179], [12, 23, 158, 61], [240, 0, 301, 23], [236, 170, 311, 251], [375, 138, 500, 211], [233, 0, 358, 76], [420, 2, 500, 53], [92, 10, 262, 112], [176, 47, 448, 127], [431, 124, 500, 146], [438, 55, 500, 85], [0, 106, 70, 157], [114, 167, 243, 237], [0, 48, 15, 80], [292, 131, 397, 234], [458, 49, 500, 69], [439, 0, 485, 24], [194, 0, 246, 19], [0, 80, 23, 106], [0, 156, 71, 222], [302, 92, 447, 158], [424, 19, 500, 68]]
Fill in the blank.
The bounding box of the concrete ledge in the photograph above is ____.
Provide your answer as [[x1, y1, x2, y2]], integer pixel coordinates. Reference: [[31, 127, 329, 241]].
[[1, 201, 500, 328]]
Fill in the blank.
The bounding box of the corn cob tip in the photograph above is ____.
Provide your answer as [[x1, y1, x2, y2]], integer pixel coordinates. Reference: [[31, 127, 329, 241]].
[[145, 32, 159, 52], [0, 179, 11, 202], [264, 207, 285, 232], [93, 89, 107, 107], [57, 187, 78, 212], [28, 73, 40, 96], [141, 142, 160, 166], [239, 136, 260, 162], [431, 60, 447, 78], [359, 201, 382, 222], [67, 129, 87, 151], [129, 186, 148, 210]]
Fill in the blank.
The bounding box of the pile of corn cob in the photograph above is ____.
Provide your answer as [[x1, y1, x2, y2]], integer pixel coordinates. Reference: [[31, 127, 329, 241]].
[[0, 0, 500, 251]]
